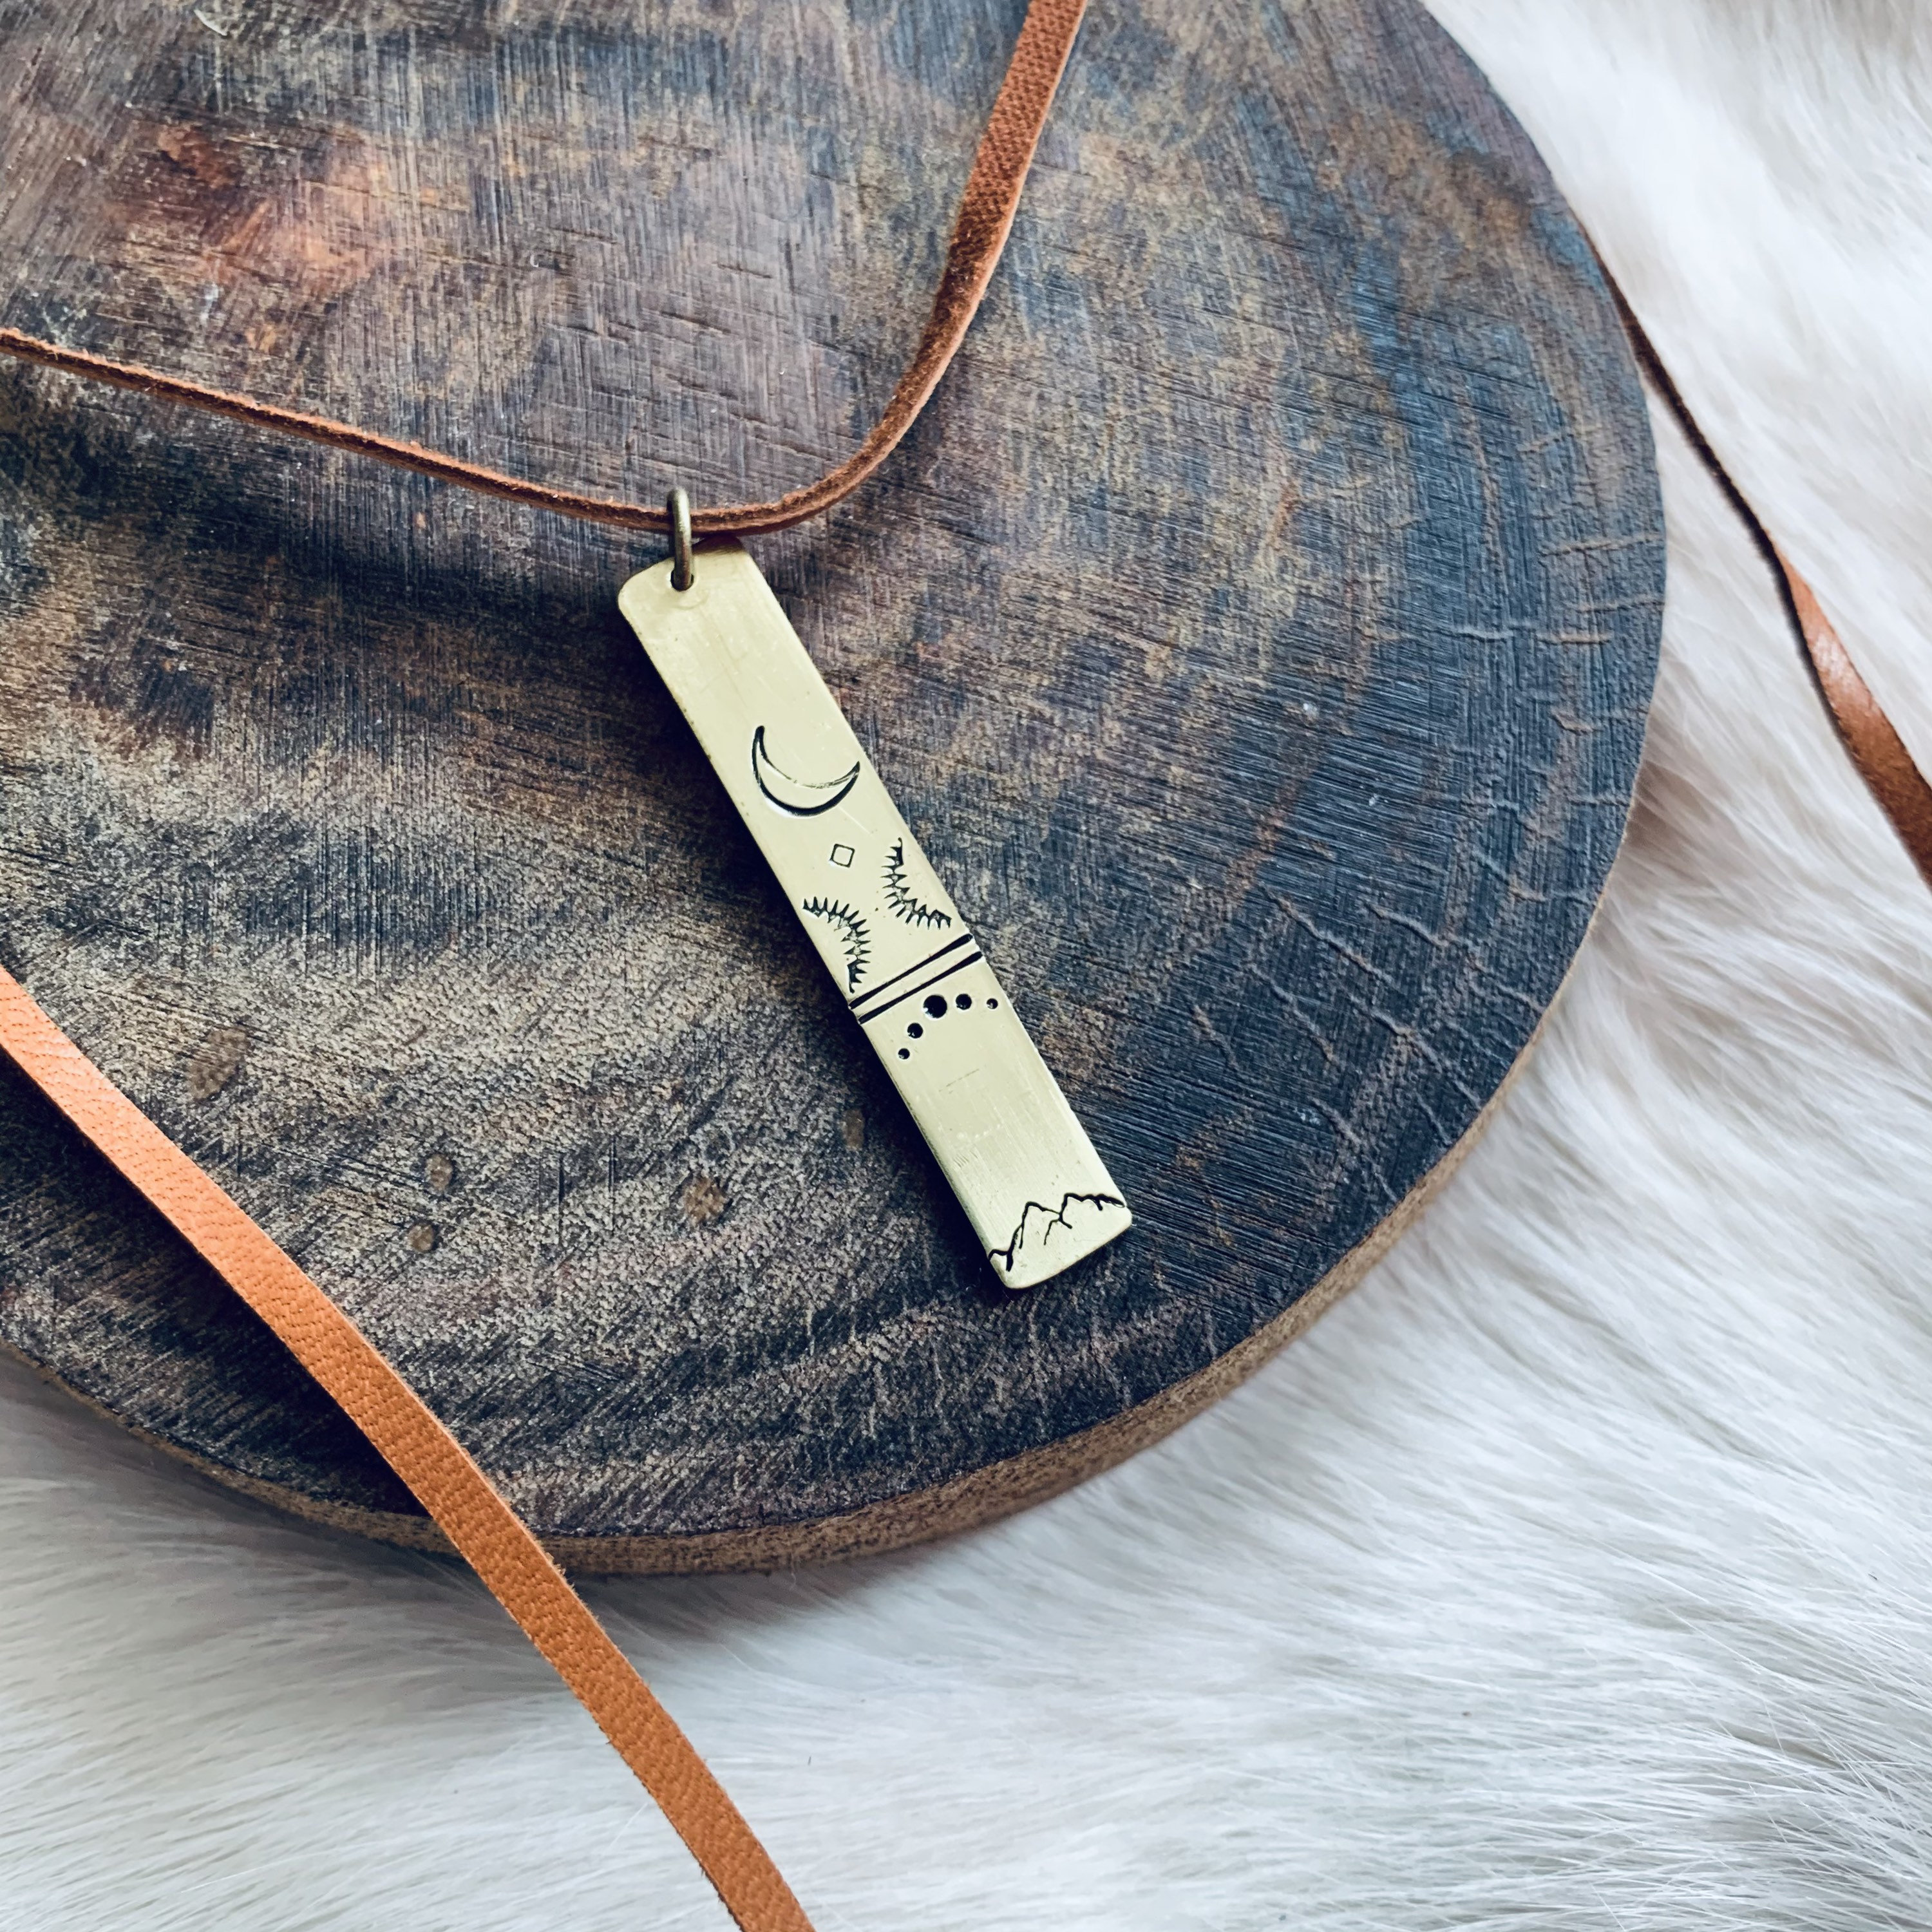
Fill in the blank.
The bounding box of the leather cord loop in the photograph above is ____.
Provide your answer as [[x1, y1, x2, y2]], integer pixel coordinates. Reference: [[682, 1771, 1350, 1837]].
[[0, 0, 1090, 540]]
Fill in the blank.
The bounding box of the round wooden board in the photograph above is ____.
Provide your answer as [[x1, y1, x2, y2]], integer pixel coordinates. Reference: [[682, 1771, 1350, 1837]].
[[0, 0, 1661, 1571]]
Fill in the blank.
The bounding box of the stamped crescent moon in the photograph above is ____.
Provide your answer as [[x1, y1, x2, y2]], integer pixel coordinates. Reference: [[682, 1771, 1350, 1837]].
[[750, 725, 861, 816]]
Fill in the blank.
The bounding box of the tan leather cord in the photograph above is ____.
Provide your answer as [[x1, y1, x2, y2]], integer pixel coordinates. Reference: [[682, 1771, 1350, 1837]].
[[0, 2, 1092, 1924], [0, 967, 813, 1932], [0, 0, 1088, 538], [1606, 274, 1932, 889], [1779, 564, 1932, 887]]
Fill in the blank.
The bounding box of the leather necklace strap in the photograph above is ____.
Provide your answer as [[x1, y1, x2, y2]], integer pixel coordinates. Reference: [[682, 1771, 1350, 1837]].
[[16, 0, 1919, 880], [1605, 276, 1932, 888], [0, 3, 1093, 1925], [0, 966, 814, 1932], [0, 0, 1089, 539]]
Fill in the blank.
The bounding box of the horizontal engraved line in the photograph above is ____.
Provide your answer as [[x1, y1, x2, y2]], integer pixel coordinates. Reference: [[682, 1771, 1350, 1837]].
[[852, 951, 984, 1027], [846, 931, 974, 1009]]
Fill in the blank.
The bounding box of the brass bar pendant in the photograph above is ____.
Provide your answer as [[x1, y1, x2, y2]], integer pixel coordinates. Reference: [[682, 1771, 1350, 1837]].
[[618, 541, 1130, 1289]]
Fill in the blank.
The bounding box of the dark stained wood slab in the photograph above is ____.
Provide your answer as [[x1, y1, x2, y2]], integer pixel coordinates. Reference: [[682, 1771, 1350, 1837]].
[[0, 0, 1662, 1569]]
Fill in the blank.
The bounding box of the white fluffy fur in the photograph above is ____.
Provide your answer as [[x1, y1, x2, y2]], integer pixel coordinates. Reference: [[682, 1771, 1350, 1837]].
[[6, 3, 1932, 1924]]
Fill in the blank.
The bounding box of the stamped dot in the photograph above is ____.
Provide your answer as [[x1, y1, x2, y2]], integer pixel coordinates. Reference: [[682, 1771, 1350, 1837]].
[[923, 992, 949, 1019], [907, 1021, 923, 1038], [897, 1047, 911, 1060], [404, 1220, 439, 1255], [987, 998, 999, 1009], [955, 992, 972, 1010]]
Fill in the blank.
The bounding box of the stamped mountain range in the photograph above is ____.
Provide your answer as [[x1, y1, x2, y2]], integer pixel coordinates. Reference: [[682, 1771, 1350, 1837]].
[[619, 542, 1131, 1289]]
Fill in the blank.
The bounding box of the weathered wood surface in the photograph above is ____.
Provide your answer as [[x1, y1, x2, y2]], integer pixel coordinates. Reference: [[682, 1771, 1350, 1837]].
[[0, 0, 1662, 1569]]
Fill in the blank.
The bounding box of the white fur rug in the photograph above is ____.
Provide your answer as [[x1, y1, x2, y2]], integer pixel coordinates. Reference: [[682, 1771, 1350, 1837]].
[[6, 2, 1932, 1925]]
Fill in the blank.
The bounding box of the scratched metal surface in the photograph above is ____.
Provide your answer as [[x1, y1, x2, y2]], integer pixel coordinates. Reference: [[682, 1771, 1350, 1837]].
[[0, 0, 1661, 1560]]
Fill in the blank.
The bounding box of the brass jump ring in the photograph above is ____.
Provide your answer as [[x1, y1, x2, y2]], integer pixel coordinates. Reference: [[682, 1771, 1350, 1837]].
[[667, 487, 695, 591]]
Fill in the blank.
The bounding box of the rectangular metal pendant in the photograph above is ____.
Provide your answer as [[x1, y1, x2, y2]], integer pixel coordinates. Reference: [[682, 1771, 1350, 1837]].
[[618, 541, 1130, 1289]]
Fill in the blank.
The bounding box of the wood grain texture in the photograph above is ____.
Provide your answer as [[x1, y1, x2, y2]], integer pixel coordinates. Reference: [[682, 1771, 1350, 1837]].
[[0, 0, 1662, 1569]]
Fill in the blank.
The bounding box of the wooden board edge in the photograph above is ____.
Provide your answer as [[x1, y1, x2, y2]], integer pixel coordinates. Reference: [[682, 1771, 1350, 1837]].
[[1, 917, 1586, 1573]]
